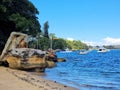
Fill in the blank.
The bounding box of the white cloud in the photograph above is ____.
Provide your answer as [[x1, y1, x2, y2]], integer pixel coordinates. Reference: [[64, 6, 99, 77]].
[[103, 37, 120, 45], [82, 40, 101, 46], [83, 37, 120, 46], [67, 37, 74, 41]]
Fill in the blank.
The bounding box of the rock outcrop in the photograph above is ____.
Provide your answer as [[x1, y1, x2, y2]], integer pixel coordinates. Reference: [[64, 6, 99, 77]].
[[0, 32, 47, 72], [5, 48, 47, 72], [0, 32, 65, 72], [0, 32, 28, 61]]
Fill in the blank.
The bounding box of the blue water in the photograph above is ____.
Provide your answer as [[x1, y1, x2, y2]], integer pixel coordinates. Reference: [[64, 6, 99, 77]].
[[42, 50, 120, 90]]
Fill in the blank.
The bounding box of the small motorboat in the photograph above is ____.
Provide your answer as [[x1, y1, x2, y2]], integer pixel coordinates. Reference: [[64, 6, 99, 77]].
[[97, 48, 110, 53], [79, 50, 88, 54]]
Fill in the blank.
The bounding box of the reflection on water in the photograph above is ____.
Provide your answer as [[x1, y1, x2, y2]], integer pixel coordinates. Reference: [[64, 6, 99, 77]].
[[41, 50, 120, 90]]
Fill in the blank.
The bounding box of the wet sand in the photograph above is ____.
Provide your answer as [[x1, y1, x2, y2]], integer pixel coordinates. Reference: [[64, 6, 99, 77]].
[[0, 66, 78, 90]]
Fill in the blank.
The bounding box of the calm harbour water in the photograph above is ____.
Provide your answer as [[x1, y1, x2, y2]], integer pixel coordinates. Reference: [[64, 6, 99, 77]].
[[42, 50, 120, 90]]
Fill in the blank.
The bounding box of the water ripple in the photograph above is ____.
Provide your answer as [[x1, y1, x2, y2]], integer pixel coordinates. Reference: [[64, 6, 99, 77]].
[[43, 50, 120, 90]]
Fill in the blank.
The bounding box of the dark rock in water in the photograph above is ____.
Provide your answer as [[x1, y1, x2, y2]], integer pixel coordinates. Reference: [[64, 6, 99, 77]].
[[45, 51, 57, 62], [0, 61, 9, 67], [57, 58, 66, 62], [46, 61, 56, 68]]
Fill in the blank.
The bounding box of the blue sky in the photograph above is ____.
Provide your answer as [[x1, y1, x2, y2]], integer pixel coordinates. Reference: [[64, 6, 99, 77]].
[[29, 0, 120, 46]]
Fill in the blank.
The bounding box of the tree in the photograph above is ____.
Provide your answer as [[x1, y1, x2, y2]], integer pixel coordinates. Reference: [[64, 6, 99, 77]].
[[37, 37, 50, 50], [65, 39, 88, 50], [53, 38, 66, 50], [66, 40, 73, 49], [0, 0, 41, 35], [43, 21, 49, 38], [0, 0, 41, 53], [49, 33, 56, 39], [28, 37, 50, 50]]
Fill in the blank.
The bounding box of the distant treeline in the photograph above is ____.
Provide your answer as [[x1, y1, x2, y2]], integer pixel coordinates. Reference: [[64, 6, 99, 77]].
[[104, 45, 120, 49], [28, 36, 88, 51]]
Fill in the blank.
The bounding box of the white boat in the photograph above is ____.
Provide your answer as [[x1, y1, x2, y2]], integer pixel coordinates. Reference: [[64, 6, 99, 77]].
[[60, 50, 73, 53], [79, 50, 88, 54], [97, 48, 110, 53], [59, 49, 73, 53]]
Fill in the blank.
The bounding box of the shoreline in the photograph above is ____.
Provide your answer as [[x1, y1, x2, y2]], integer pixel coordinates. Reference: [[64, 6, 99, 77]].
[[0, 66, 78, 90]]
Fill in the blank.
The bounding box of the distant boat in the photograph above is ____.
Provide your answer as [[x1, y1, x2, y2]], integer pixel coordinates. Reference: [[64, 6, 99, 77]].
[[59, 49, 73, 53], [97, 48, 110, 53], [79, 50, 89, 54], [60, 50, 73, 53]]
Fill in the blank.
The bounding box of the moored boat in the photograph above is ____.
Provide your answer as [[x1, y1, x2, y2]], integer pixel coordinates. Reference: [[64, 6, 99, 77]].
[[97, 48, 110, 53], [79, 50, 89, 54]]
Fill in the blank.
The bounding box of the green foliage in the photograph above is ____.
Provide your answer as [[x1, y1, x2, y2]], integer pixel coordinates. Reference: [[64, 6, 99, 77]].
[[28, 32, 88, 50], [66, 39, 88, 50], [0, 0, 41, 52], [30, 37, 50, 50], [65, 40, 73, 49], [0, 0, 41, 36], [49, 33, 56, 39], [53, 38, 66, 50], [43, 21, 49, 38], [38, 37, 50, 50], [9, 13, 29, 30], [0, 5, 7, 13]]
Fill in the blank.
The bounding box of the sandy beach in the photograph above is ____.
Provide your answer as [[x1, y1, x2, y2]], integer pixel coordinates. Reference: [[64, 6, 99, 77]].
[[0, 66, 78, 90]]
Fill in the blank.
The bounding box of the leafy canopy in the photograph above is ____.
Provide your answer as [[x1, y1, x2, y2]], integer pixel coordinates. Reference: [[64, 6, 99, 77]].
[[0, 0, 41, 53], [0, 0, 41, 36]]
